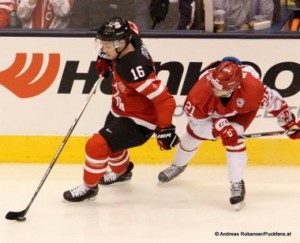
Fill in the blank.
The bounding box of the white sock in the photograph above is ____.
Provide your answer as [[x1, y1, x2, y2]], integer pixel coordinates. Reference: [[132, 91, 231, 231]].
[[173, 131, 203, 167], [227, 150, 247, 183]]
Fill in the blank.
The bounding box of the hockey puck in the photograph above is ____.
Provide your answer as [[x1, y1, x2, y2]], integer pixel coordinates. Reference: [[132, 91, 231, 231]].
[[16, 216, 26, 222]]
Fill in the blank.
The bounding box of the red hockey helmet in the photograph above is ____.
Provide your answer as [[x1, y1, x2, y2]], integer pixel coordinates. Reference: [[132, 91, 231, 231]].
[[210, 61, 242, 90]]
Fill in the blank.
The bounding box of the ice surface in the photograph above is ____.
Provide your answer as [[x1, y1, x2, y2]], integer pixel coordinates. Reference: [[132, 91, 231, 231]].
[[1, 163, 299, 243]]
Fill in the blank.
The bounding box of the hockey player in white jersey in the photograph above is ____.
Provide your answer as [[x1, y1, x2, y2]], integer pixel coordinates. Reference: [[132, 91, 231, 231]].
[[158, 57, 300, 211]]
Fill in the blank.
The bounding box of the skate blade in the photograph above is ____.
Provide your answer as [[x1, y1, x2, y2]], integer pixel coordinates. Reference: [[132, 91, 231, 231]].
[[232, 201, 246, 211], [62, 196, 97, 203], [158, 177, 171, 183]]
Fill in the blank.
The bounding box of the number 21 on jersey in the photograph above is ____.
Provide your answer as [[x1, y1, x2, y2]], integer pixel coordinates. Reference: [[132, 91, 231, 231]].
[[184, 101, 195, 117]]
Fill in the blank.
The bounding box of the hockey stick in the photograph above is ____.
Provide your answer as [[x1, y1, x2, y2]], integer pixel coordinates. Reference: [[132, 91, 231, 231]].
[[5, 76, 104, 222], [241, 129, 299, 138]]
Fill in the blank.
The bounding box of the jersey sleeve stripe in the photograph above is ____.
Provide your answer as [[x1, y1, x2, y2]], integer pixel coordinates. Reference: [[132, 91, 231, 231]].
[[147, 83, 164, 99], [135, 78, 156, 93]]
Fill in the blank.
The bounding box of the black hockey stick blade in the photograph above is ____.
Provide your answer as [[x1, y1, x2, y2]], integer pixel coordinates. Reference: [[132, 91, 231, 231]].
[[5, 208, 27, 221]]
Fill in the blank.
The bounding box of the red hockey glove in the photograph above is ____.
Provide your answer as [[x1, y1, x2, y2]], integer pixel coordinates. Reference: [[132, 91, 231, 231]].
[[95, 52, 112, 78], [212, 118, 239, 146], [286, 127, 300, 140], [277, 109, 300, 140], [155, 125, 180, 150]]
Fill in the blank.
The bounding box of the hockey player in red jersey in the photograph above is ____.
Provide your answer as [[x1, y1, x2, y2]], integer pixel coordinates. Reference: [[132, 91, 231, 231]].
[[158, 57, 300, 211], [63, 17, 179, 202]]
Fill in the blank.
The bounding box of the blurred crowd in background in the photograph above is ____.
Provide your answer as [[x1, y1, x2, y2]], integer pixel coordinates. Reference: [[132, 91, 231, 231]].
[[0, 0, 300, 30], [1, 0, 179, 29]]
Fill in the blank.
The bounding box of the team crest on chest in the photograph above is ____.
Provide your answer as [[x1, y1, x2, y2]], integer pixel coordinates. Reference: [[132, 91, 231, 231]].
[[236, 98, 245, 108], [117, 81, 126, 93]]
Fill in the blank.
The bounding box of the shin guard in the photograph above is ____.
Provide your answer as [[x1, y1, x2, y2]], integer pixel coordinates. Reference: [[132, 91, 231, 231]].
[[84, 133, 112, 186]]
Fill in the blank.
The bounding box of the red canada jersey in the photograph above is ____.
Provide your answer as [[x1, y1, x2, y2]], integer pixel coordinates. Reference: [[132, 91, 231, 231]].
[[184, 66, 265, 129], [109, 32, 175, 131]]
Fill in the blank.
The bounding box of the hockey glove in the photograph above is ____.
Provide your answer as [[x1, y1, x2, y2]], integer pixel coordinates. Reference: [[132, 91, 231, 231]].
[[95, 52, 112, 78], [155, 125, 180, 150], [213, 118, 239, 146], [277, 109, 300, 140]]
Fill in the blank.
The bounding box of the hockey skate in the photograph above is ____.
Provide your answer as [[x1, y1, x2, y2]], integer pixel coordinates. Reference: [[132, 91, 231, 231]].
[[99, 162, 134, 185], [158, 164, 187, 183], [63, 184, 99, 202], [230, 180, 246, 211]]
